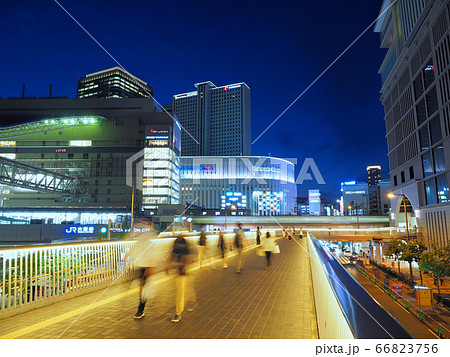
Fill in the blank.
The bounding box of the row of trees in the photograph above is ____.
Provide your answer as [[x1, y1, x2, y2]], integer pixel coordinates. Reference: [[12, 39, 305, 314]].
[[387, 239, 450, 294]]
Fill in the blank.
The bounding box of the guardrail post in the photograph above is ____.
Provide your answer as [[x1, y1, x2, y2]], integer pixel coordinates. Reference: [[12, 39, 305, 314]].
[[437, 324, 444, 338], [419, 310, 424, 322]]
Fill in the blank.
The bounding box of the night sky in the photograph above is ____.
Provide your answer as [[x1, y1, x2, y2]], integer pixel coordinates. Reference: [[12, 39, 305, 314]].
[[0, 0, 388, 200]]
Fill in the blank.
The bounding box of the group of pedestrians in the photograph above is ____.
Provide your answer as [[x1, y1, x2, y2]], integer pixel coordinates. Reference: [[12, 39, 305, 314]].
[[124, 223, 280, 323]]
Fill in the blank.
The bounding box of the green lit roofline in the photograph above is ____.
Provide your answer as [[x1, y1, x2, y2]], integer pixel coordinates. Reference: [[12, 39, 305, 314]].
[[0, 116, 106, 140]]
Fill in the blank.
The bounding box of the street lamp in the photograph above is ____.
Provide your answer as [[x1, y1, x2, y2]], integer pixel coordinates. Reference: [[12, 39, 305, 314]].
[[387, 193, 410, 240]]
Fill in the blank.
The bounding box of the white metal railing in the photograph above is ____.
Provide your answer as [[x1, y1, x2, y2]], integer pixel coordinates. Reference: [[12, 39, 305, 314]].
[[306, 226, 421, 237], [0, 241, 134, 313], [0, 228, 278, 314]]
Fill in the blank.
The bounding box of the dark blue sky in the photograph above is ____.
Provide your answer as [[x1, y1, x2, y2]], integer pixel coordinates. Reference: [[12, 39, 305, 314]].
[[0, 0, 388, 199]]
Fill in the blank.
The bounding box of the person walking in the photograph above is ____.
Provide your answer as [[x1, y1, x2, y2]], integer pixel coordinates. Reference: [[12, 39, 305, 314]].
[[167, 234, 192, 323], [124, 226, 160, 319], [234, 224, 246, 274], [261, 231, 277, 270], [256, 227, 261, 245], [198, 229, 207, 268], [217, 229, 228, 268]]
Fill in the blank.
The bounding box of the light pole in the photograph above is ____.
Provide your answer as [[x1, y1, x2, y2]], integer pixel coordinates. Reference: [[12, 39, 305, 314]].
[[387, 193, 410, 240], [348, 203, 360, 229]]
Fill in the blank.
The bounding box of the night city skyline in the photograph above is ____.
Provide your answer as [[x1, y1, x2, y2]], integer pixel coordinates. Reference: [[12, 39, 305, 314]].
[[0, 0, 387, 199]]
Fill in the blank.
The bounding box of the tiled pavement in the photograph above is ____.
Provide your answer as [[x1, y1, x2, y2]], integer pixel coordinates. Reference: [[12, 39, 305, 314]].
[[0, 237, 318, 339]]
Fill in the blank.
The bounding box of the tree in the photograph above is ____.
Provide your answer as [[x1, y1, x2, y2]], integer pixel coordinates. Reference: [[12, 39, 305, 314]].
[[419, 245, 450, 295], [402, 240, 427, 285], [387, 239, 406, 274]]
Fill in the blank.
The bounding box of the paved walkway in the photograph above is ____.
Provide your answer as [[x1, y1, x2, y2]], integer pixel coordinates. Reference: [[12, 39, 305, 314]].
[[0, 237, 318, 339]]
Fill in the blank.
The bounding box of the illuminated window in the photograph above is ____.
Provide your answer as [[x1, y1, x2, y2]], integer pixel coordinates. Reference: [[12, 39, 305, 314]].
[[69, 140, 92, 147]]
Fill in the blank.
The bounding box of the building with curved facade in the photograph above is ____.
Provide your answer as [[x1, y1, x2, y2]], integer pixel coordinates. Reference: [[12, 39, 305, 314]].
[[180, 156, 296, 215]]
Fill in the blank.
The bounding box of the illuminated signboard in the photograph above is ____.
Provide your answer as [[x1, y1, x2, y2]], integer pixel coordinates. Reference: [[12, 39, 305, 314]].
[[252, 165, 281, 173], [221, 191, 247, 209], [150, 129, 169, 135], [64, 226, 95, 234], [147, 139, 169, 146], [181, 165, 215, 173]]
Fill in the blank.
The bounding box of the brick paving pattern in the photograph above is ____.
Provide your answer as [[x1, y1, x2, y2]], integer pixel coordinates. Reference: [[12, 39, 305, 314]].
[[0, 237, 318, 339]]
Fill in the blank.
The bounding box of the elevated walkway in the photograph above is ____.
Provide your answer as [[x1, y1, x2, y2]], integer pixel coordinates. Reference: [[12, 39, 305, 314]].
[[0, 238, 318, 339]]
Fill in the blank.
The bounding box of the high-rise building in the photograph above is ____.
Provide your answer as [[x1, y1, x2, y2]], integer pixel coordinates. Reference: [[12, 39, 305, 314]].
[[367, 165, 382, 186], [367, 165, 382, 215], [77, 67, 153, 99], [375, 0, 450, 247], [308, 189, 321, 216], [172, 81, 251, 156]]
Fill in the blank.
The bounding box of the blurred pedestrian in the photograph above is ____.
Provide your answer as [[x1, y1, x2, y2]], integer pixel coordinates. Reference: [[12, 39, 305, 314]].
[[167, 234, 192, 323], [282, 228, 286, 239], [123, 225, 160, 319], [256, 227, 261, 245], [234, 224, 246, 274], [261, 231, 277, 270], [217, 229, 228, 268], [198, 228, 207, 268]]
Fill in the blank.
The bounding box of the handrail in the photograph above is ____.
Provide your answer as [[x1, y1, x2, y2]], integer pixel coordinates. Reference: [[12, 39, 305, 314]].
[[308, 232, 413, 339], [0, 229, 276, 316]]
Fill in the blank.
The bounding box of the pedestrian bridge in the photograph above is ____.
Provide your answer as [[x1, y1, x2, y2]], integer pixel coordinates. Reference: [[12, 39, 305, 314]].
[[0, 230, 412, 339]]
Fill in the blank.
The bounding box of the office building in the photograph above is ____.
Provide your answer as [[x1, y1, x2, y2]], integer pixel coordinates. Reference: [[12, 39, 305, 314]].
[[308, 190, 321, 216], [173, 81, 251, 156], [296, 197, 309, 215], [340, 180, 390, 216], [77, 67, 153, 99], [179, 156, 296, 215], [375, 0, 450, 246], [0, 97, 180, 222]]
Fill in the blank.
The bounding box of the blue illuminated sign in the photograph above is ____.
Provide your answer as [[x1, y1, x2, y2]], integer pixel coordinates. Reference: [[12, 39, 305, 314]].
[[65, 226, 95, 234]]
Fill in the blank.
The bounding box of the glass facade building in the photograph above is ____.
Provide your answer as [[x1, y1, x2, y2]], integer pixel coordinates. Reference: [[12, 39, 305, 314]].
[[179, 156, 296, 215]]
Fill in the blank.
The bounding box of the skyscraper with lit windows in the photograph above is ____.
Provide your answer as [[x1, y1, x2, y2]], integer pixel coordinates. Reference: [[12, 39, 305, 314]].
[[77, 67, 153, 99], [375, 0, 450, 247], [172, 81, 251, 156]]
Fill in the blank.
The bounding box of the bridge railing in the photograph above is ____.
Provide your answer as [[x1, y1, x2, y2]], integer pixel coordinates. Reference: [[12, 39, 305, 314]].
[[307, 232, 413, 339], [307, 227, 421, 239], [0, 240, 135, 315], [0, 228, 277, 316]]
